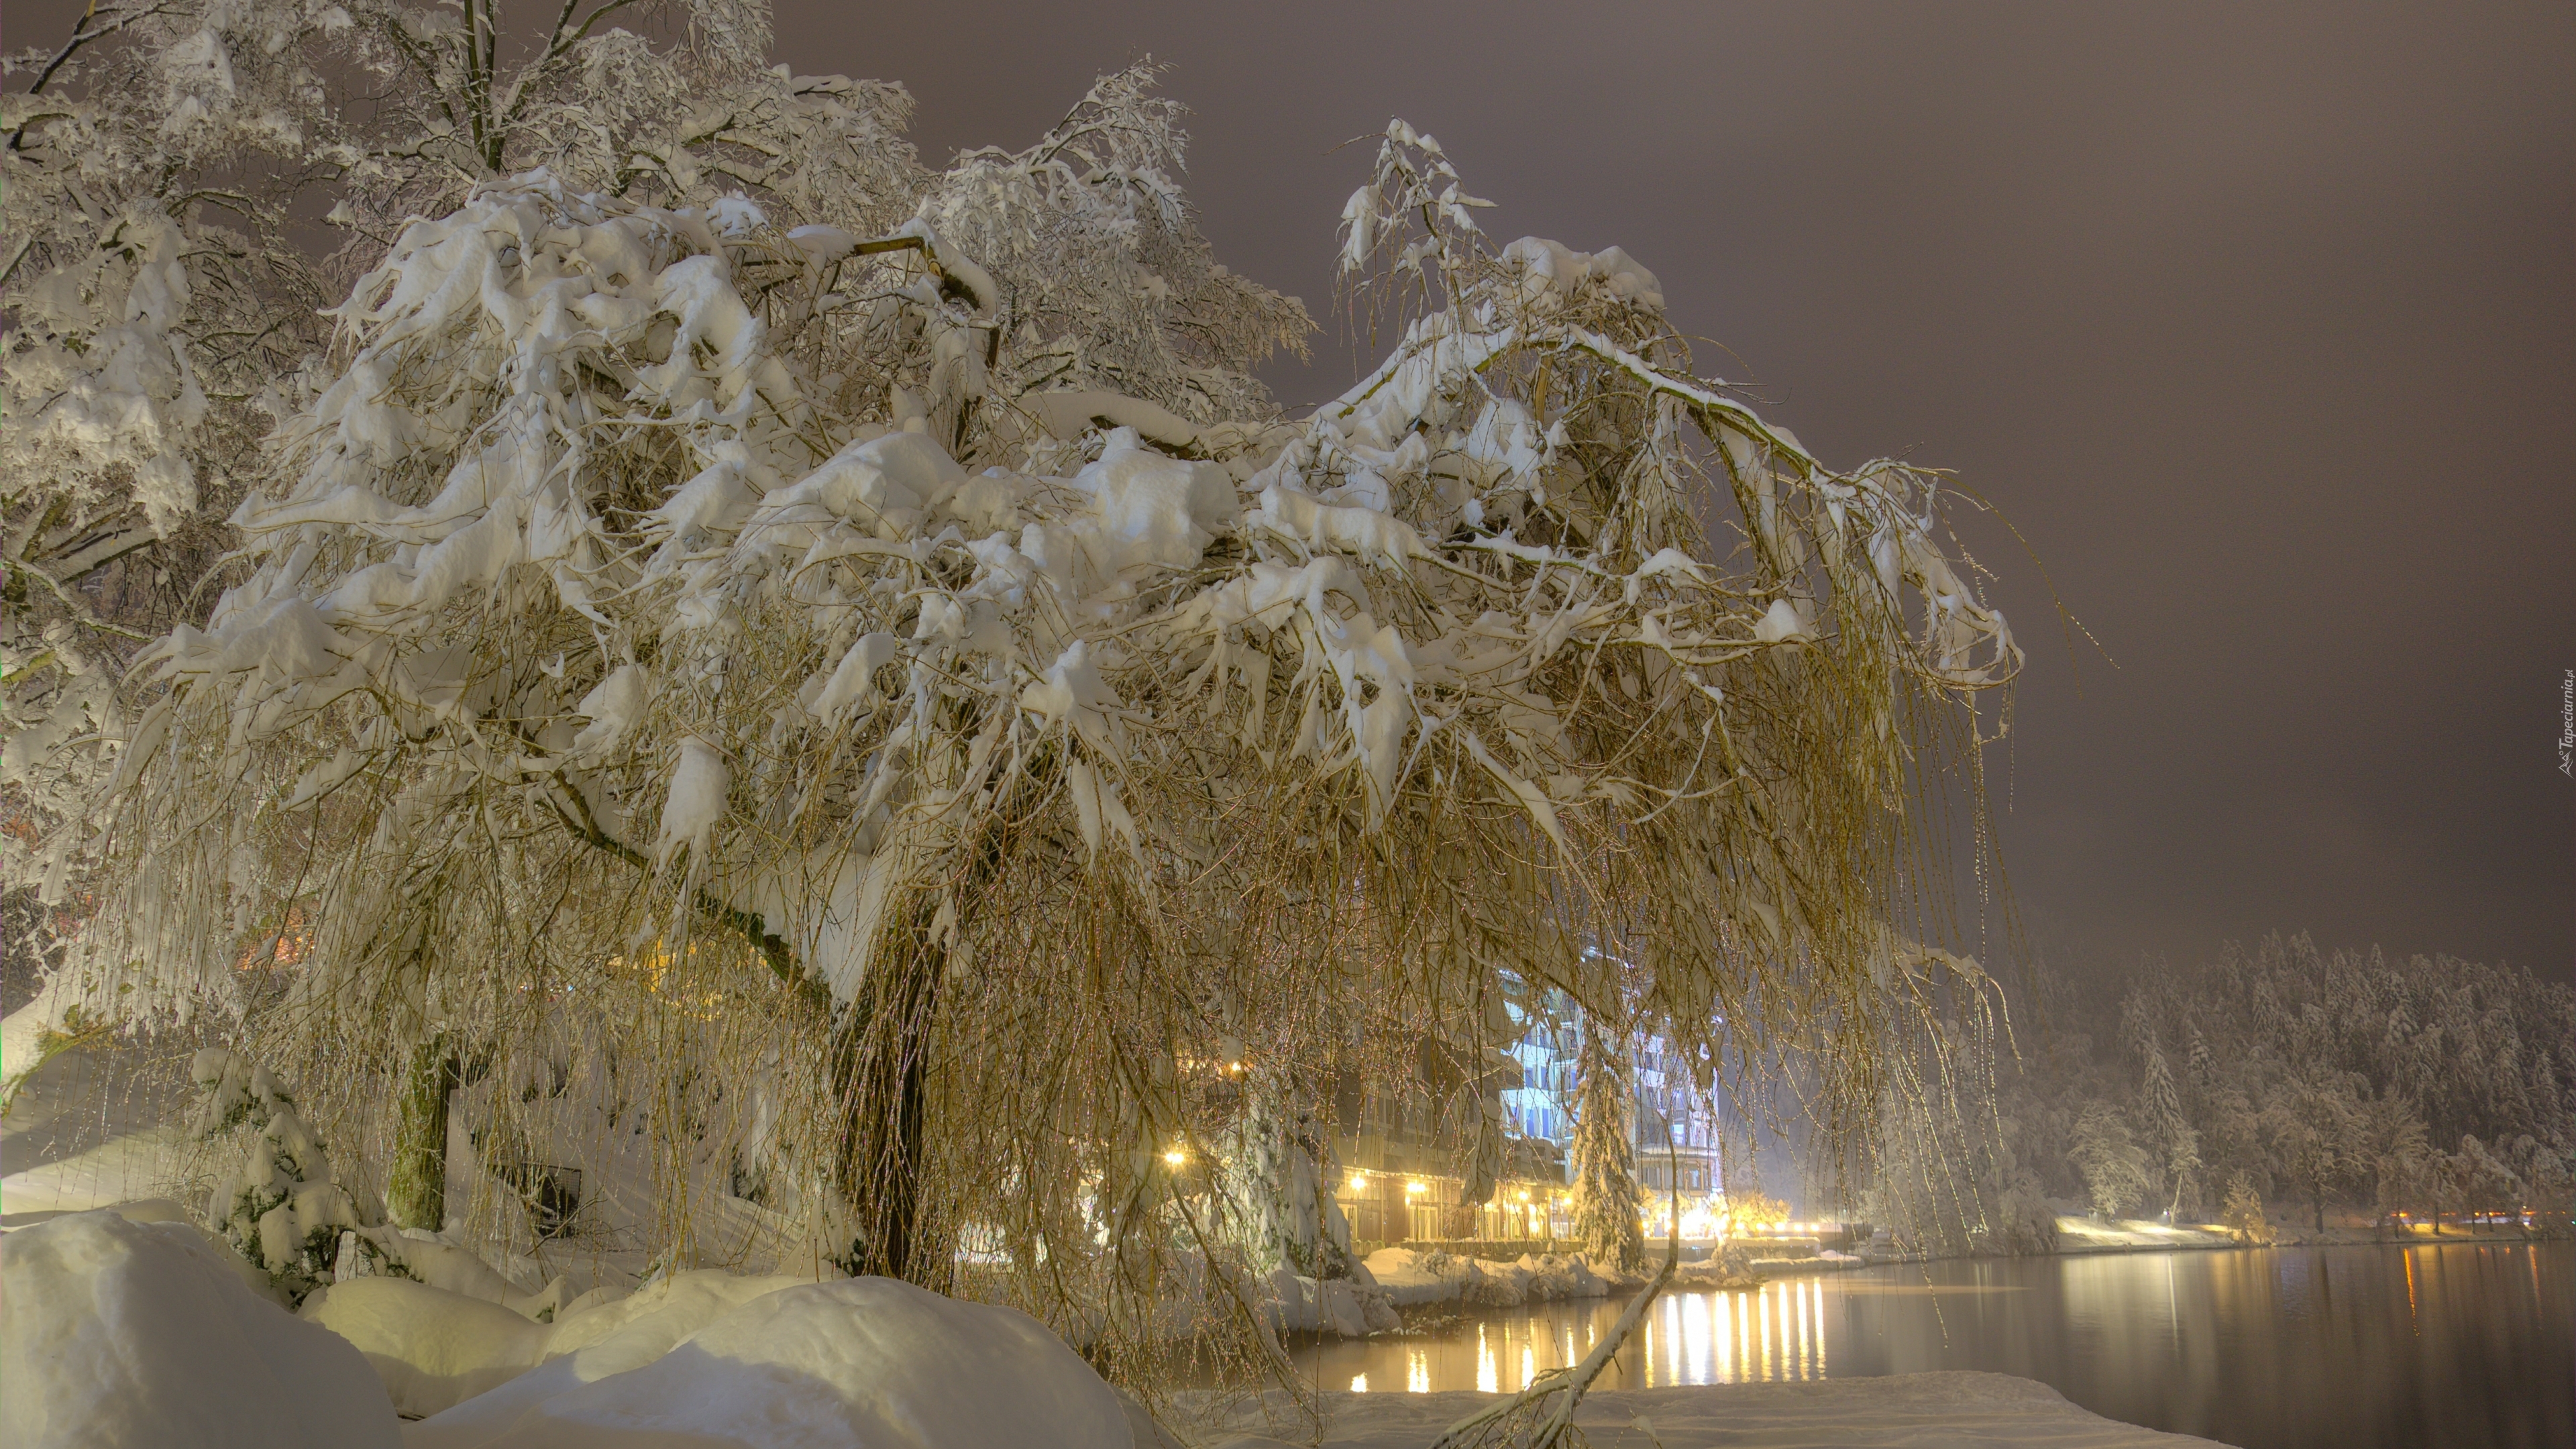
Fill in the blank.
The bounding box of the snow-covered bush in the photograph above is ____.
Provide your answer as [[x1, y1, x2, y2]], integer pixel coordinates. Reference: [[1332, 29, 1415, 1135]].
[[190, 1049, 378, 1301], [2218, 1171, 2273, 1245]]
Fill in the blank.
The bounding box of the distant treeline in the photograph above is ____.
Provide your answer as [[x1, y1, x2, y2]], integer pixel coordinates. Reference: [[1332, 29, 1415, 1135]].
[[1851, 934, 2573, 1252]]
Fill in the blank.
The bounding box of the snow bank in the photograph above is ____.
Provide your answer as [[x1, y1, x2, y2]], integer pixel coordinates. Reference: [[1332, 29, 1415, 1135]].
[[1358, 1247, 1467, 1305], [1184, 1374, 2218, 1447], [321, 1262, 1053, 1426], [410, 1277, 1128, 1448], [299, 1277, 550, 1418], [1358, 1248, 1633, 1309], [0, 1210, 398, 1448], [1508, 1252, 1612, 1300], [2053, 1216, 2236, 1253]]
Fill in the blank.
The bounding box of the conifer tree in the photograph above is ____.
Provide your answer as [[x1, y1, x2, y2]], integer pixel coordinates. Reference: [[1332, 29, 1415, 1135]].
[[1568, 1022, 1644, 1271]]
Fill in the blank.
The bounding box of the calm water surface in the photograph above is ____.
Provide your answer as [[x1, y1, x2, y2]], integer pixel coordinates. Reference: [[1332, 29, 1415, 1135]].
[[1287, 1244, 2573, 1448]]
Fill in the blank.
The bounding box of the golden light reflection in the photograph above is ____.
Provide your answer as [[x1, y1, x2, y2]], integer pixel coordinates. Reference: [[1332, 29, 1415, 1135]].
[[1814, 1280, 1828, 1377], [1348, 1282, 1841, 1395], [1796, 1282, 1811, 1377]]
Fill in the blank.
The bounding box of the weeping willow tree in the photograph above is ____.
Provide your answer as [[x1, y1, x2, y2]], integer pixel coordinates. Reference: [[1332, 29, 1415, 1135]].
[[54, 110, 2021, 1380]]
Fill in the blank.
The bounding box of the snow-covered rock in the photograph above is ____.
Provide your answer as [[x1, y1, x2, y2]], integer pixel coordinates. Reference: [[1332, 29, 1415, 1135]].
[[409, 1277, 1128, 1448], [1342, 1260, 1405, 1333], [1259, 1267, 1401, 1338], [1358, 1247, 1466, 1306], [1356, 1247, 1631, 1309], [1462, 1256, 1533, 1307], [535, 1268, 817, 1359], [0, 1210, 398, 1448], [1510, 1251, 1611, 1300]]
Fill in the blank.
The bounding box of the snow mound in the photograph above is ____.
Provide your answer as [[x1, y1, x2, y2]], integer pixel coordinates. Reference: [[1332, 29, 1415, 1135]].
[[403, 1269, 818, 1446], [411, 1276, 1128, 1448], [299, 1277, 549, 1418], [1358, 1247, 1466, 1305], [0, 1210, 398, 1448]]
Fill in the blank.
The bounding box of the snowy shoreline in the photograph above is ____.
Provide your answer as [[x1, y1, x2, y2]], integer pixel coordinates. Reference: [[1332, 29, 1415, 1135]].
[[1173, 1376, 2220, 1447], [3, 1206, 2230, 1448]]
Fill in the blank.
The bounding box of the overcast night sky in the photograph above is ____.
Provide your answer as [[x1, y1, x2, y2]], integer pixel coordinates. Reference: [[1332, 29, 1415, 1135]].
[[762, 1, 2576, 983]]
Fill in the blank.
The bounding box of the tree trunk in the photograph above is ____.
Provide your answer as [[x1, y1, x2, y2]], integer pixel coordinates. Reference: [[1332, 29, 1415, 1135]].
[[388, 1034, 458, 1231], [829, 895, 946, 1285]]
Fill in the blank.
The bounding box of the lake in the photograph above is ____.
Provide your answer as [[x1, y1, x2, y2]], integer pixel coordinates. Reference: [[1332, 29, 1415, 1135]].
[[1286, 1243, 2573, 1448]]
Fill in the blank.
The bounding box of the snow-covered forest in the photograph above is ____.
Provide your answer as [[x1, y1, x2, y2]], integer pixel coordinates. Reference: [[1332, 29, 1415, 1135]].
[[1869, 932, 2576, 1252]]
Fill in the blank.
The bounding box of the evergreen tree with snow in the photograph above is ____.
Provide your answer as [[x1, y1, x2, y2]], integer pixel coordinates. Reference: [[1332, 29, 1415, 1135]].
[[1568, 1022, 1644, 1271], [190, 1049, 372, 1301], [2068, 1099, 2151, 1220]]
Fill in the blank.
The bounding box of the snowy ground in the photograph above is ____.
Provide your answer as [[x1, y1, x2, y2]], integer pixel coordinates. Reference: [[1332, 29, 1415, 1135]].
[[2051, 1218, 2237, 1254], [1, 1037, 195, 1223], [1175, 1378, 2217, 1448]]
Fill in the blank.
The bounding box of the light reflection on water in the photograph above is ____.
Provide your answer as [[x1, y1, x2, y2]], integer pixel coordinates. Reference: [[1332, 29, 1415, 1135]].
[[1320, 1277, 1844, 1397], [1286, 1243, 2575, 1449]]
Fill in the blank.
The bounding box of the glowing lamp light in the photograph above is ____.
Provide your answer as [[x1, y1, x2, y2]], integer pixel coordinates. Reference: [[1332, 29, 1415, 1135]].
[[1347, 1174, 1367, 1193], [1517, 1189, 1532, 1201], [1405, 1180, 1428, 1195], [1163, 1148, 1187, 1167]]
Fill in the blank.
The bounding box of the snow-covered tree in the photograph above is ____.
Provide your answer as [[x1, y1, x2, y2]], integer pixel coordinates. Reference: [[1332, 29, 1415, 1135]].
[[1567, 1022, 1643, 1270], [2218, 1171, 2272, 1244], [50, 84, 2024, 1365], [2068, 1099, 2150, 1220], [2265, 1073, 2361, 1232], [190, 1048, 370, 1301], [2136, 1040, 2199, 1218], [3, 0, 922, 971]]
